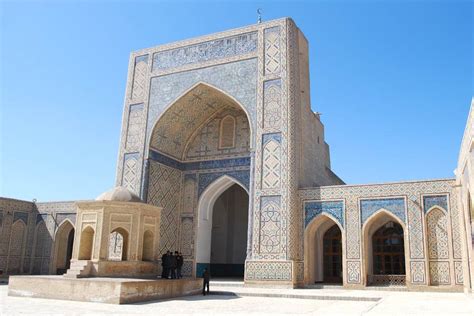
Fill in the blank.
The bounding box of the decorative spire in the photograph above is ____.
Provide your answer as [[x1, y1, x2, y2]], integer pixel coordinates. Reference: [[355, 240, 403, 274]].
[[257, 8, 262, 24]]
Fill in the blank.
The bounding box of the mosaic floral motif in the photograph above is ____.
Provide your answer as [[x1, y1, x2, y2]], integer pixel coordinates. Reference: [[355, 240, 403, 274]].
[[304, 200, 344, 228], [261, 135, 281, 189], [423, 195, 448, 213], [153, 32, 257, 71], [360, 198, 406, 225]]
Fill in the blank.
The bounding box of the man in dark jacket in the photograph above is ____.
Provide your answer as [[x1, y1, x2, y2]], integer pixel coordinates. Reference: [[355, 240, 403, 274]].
[[170, 252, 177, 279], [161, 251, 168, 279], [176, 251, 183, 279], [163, 251, 172, 279], [202, 268, 210, 295]]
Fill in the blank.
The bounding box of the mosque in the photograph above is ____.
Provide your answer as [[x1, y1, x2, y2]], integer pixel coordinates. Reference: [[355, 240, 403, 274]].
[[1, 18, 473, 293]]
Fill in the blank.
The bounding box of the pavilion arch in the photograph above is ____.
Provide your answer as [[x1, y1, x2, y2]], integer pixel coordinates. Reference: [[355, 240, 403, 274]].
[[142, 230, 154, 261], [362, 209, 408, 286], [304, 213, 345, 285], [147, 82, 254, 161], [53, 219, 75, 274], [108, 227, 129, 261], [78, 226, 95, 260], [195, 175, 249, 273]]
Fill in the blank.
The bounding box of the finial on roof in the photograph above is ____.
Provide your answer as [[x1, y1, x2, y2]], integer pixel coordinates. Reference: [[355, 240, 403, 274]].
[[257, 8, 262, 24]]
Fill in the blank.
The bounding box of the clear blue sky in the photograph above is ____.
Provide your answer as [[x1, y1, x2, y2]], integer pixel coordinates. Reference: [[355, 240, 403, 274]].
[[1, 0, 472, 202]]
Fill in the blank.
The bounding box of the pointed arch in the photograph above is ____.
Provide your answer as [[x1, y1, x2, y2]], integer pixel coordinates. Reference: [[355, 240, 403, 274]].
[[147, 82, 253, 160], [109, 227, 129, 261], [7, 219, 27, 274], [53, 219, 75, 274], [32, 221, 52, 274], [142, 230, 155, 261], [78, 226, 94, 260], [362, 209, 408, 286], [196, 175, 249, 271], [304, 213, 345, 285]]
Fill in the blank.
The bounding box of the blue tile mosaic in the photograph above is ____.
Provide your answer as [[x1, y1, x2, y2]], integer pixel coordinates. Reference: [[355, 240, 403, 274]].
[[55, 213, 76, 227], [262, 133, 281, 145], [304, 201, 344, 228], [149, 149, 250, 171], [36, 214, 48, 224], [135, 54, 149, 65], [13, 211, 28, 224], [198, 170, 250, 197], [360, 198, 406, 225], [423, 195, 448, 213], [147, 59, 257, 144], [153, 32, 257, 71]]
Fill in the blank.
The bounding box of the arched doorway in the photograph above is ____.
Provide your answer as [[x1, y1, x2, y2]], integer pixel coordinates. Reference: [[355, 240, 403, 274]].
[[372, 222, 405, 276], [108, 228, 129, 261], [304, 214, 344, 285], [53, 220, 75, 274], [196, 176, 249, 278], [363, 211, 406, 286], [210, 184, 248, 277], [78, 226, 94, 260], [323, 224, 343, 283]]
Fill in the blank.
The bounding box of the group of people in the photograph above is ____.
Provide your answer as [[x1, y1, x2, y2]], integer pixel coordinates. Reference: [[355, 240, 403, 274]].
[[161, 251, 184, 279], [160, 251, 210, 296]]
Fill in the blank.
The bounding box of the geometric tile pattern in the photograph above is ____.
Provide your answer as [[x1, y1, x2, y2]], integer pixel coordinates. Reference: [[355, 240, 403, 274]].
[[426, 208, 449, 259], [304, 200, 344, 228], [423, 195, 448, 213], [131, 55, 148, 100], [262, 134, 281, 189], [347, 261, 361, 284], [153, 32, 257, 71], [197, 170, 250, 198], [360, 198, 406, 225], [122, 153, 140, 195], [185, 106, 250, 161], [125, 103, 144, 151], [454, 261, 464, 285], [429, 261, 450, 285], [259, 196, 282, 254], [264, 27, 281, 75], [263, 80, 281, 129], [410, 261, 426, 284], [147, 161, 182, 255], [245, 261, 291, 281]]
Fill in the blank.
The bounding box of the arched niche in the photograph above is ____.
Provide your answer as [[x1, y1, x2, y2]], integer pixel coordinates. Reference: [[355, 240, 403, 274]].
[[148, 82, 253, 161], [362, 209, 407, 286], [108, 227, 129, 261], [304, 213, 345, 285], [78, 226, 94, 260], [53, 219, 75, 274], [142, 230, 154, 261]]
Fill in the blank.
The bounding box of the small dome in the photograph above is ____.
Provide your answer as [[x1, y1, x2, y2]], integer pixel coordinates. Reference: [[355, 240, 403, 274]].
[[96, 186, 142, 202]]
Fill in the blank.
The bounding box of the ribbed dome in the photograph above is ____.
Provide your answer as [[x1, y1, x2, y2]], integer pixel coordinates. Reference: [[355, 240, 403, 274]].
[[95, 186, 142, 202]]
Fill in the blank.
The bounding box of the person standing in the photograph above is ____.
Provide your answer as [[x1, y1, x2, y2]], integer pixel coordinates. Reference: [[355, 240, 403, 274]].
[[170, 251, 177, 279], [202, 268, 210, 296], [163, 250, 172, 279], [176, 251, 183, 279], [161, 251, 168, 279]]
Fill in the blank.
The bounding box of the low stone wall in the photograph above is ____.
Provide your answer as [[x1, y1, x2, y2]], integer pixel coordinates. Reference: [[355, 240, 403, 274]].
[[8, 276, 202, 304]]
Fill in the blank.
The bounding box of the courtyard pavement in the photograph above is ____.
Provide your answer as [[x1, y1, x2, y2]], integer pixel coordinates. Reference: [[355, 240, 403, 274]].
[[0, 283, 473, 315]]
